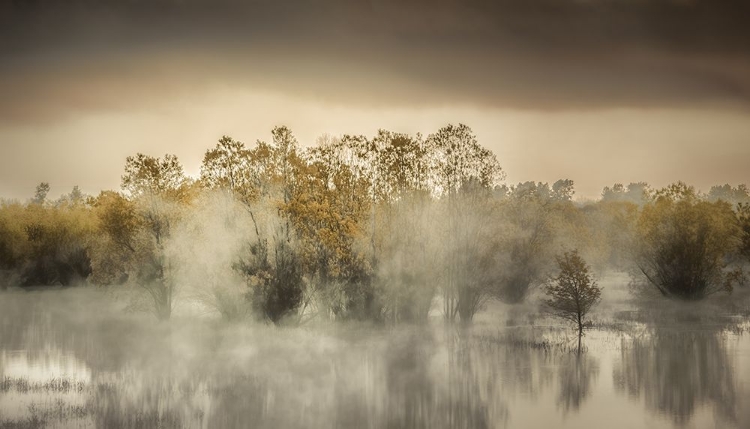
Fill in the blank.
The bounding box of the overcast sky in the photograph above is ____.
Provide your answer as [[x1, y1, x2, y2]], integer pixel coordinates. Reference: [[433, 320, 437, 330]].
[[1, 0, 749, 200]]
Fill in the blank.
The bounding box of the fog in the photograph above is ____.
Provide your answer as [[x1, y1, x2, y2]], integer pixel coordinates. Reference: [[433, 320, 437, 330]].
[[3, 0, 750, 425], [1, 125, 750, 428], [1, 285, 749, 428]]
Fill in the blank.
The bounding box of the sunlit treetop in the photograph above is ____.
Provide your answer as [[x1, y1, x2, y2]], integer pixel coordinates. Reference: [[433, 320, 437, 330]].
[[121, 153, 189, 200]]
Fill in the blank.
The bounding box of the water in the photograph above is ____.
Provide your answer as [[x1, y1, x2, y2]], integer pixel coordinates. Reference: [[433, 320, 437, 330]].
[[1, 288, 749, 428]]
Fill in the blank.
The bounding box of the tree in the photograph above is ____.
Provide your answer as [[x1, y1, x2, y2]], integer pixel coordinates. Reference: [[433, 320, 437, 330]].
[[57, 185, 87, 207], [121, 153, 189, 200], [374, 193, 439, 324], [545, 250, 602, 340], [32, 182, 50, 205], [454, 182, 504, 322], [237, 233, 304, 324], [208, 127, 314, 323], [15, 201, 94, 287], [426, 123, 503, 197], [634, 183, 740, 300], [707, 184, 750, 206], [426, 124, 504, 322], [738, 203, 750, 263], [95, 189, 186, 320], [0, 201, 27, 288], [200, 136, 252, 196], [493, 182, 558, 304], [601, 182, 652, 205], [288, 136, 375, 320], [584, 199, 639, 271], [319, 131, 436, 322], [164, 192, 255, 321], [93, 154, 190, 320], [730, 202, 750, 287], [360, 130, 431, 202], [551, 179, 575, 202]]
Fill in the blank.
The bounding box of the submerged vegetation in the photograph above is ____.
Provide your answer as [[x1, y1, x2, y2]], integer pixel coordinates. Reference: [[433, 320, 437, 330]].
[[0, 124, 748, 325]]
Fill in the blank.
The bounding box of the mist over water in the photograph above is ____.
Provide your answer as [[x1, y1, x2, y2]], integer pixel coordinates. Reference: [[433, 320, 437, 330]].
[[0, 122, 748, 429], [2, 0, 750, 427], [1, 282, 749, 429]]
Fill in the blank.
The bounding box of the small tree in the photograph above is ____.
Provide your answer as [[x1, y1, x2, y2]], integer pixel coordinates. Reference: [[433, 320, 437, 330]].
[[545, 250, 602, 340]]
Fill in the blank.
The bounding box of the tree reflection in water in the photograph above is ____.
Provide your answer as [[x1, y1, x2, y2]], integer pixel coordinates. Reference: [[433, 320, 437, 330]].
[[556, 351, 600, 414], [4, 290, 749, 428], [334, 328, 509, 429], [613, 329, 737, 425]]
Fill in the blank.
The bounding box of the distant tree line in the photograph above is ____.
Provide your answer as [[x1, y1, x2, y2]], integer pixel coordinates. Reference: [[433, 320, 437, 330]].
[[0, 124, 748, 323]]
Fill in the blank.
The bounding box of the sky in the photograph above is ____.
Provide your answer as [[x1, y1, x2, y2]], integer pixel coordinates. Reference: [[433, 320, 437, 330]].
[[1, 0, 749, 201]]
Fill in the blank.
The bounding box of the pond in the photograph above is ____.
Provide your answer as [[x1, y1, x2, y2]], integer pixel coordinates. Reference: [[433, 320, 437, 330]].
[[1, 287, 749, 428]]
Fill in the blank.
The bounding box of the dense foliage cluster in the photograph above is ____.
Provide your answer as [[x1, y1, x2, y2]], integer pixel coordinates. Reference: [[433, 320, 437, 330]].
[[1, 124, 748, 323]]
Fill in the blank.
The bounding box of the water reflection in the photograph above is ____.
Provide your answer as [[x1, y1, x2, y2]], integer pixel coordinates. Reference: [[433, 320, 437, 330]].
[[613, 329, 737, 424], [0, 290, 514, 428], [380, 329, 438, 428], [1, 349, 91, 383], [2, 289, 750, 428], [556, 352, 599, 414]]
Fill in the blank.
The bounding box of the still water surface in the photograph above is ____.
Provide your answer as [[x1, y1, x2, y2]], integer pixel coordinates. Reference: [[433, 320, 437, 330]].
[[1, 288, 749, 428]]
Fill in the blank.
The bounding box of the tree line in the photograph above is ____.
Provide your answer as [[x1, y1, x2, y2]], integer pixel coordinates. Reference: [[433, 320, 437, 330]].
[[0, 124, 748, 324]]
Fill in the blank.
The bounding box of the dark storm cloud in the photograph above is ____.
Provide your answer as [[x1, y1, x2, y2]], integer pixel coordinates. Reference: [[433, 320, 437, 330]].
[[1, 0, 749, 122]]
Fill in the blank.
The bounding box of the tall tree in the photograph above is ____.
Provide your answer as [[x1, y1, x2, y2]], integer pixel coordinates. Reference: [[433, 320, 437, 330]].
[[199, 129, 311, 323], [492, 181, 565, 304], [738, 203, 750, 265], [287, 136, 375, 320], [450, 179, 503, 323], [94, 154, 190, 320], [426, 124, 504, 322], [200, 136, 256, 202], [426, 123, 503, 197]]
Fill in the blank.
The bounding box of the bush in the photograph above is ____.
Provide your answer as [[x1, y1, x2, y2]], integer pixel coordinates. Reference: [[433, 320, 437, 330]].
[[634, 185, 740, 300]]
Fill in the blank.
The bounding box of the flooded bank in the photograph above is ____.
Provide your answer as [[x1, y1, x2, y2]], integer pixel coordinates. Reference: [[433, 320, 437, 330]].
[[1, 288, 749, 429]]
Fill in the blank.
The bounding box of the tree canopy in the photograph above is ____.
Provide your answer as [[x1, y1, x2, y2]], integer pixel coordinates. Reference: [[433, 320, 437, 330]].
[[2, 125, 748, 325]]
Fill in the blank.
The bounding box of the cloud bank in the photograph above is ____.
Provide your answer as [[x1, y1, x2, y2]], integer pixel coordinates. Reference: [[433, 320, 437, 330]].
[[2, 0, 749, 123]]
